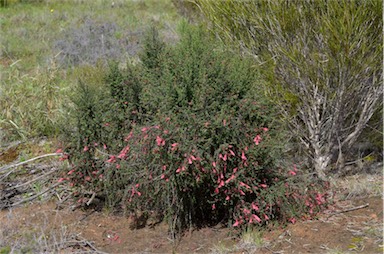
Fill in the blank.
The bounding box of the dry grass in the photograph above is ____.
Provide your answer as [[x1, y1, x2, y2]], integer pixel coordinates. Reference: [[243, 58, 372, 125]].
[[331, 172, 383, 200]]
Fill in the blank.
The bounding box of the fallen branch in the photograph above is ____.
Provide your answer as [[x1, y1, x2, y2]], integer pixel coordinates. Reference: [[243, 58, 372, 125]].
[[4, 182, 62, 208], [0, 153, 63, 173], [326, 203, 369, 218], [5, 169, 58, 191]]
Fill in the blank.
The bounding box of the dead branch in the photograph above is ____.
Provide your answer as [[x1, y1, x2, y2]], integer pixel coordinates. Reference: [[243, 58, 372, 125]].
[[326, 203, 369, 219], [5, 182, 62, 208], [5, 169, 58, 191], [0, 152, 63, 173]]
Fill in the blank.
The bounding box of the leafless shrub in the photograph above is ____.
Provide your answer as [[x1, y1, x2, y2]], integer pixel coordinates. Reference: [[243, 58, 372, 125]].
[[55, 18, 143, 67]]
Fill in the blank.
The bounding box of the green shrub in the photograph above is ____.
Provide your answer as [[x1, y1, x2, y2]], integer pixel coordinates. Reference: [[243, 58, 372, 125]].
[[197, 0, 383, 179], [62, 23, 329, 235]]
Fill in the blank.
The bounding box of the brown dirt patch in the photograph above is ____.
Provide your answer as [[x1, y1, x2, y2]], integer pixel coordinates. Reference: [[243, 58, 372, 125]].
[[0, 195, 382, 253], [260, 196, 383, 254]]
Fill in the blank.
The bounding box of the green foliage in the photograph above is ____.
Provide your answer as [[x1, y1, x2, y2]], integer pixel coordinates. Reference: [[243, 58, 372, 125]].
[[197, 0, 383, 176], [0, 0, 180, 143], [63, 23, 329, 235]]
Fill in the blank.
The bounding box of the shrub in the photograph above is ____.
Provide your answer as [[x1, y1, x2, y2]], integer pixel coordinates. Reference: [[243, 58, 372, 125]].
[[197, 0, 383, 179], [62, 23, 329, 235], [55, 18, 142, 67]]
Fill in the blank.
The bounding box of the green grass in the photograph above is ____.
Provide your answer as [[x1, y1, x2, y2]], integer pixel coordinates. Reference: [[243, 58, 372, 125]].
[[0, 0, 180, 142]]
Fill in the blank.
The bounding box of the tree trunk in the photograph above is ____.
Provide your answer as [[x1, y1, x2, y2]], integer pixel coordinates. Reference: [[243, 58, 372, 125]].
[[313, 153, 331, 181]]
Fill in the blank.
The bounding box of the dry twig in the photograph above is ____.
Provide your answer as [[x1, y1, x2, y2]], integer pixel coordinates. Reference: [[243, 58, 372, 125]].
[[326, 203, 369, 219]]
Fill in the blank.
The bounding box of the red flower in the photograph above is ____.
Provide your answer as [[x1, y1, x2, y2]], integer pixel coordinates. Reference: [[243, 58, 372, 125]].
[[253, 135, 262, 145], [241, 151, 247, 161], [239, 181, 251, 189], [67, 169, 75, 175], [107, 155, 116, 163], [251, 202, 259, 211], [250, 214, 261, 223], [225, 174, 236, 184], [118, 146, 130, 159], [156, 136, 165, 146], [243, 208, 251, 215]]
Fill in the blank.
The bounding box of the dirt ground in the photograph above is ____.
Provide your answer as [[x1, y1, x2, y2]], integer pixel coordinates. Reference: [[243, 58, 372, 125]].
[[0, 193, 382, 253]]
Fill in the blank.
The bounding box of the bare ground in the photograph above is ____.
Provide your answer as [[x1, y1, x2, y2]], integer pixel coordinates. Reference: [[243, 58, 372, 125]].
[[0, 142, 382, 253], [0, 183, 382, 253]]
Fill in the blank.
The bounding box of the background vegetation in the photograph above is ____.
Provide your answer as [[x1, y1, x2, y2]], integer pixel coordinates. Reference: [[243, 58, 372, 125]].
[[195, 0, 383, 179], [0, 0, 381, 245]]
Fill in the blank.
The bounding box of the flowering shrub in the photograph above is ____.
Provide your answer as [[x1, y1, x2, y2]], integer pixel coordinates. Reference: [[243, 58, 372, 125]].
[[61, 23, 329, 235]]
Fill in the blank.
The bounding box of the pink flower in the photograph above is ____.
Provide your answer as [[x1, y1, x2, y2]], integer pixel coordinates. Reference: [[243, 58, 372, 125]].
[[251, 203, 259, 211], [219, 153, 227, 161], [264, 214, 269, 220], [225, 174, 236, 184], [162, 165, 167, 171], [118, 146, 130, 159], [58, 178, 66, 183], [263, 127, 269, 132], [316, 193, 325, 205], [124, 131, 133, 141], [67, 169, 75, 175], [288, 170, 296, 176], [107, 155, 116, 163], [225, 196, 230, 201], [253, 135, 262, 145], [83, 146, 89, 152], [233, 219, 240, 227], [243, 208, 251, 215], [241, 151, 247, 161], [250, 214, 261, 223], [85, 176, 91, 181], [212, 204, 216, 210], [212, 161, 217, 168], [171, 143, 178, 151], [161, 174, 165, 179], [56, 149, 63, 153], [156, 136, 165, 146], [103, 144, 108, 150], [141, 127, 149, 132], [239, 181, 251, 189], [289, 217, 296, 224], [260, 184, 268, 188], [229, 150, 235, 156]]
